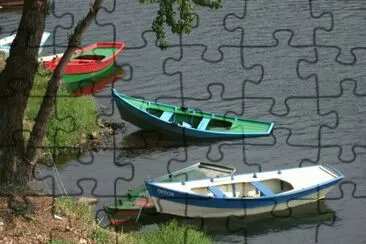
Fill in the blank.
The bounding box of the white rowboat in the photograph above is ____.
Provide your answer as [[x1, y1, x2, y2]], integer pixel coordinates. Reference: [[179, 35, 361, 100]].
[[145, 164, 344, 218]]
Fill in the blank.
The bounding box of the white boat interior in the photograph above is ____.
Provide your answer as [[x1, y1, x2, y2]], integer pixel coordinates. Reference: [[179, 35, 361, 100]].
[[151, 165, 341, 199]]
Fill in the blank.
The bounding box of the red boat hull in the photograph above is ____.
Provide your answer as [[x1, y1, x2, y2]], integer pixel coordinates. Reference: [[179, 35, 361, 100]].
[[43, 42, 125, 74]]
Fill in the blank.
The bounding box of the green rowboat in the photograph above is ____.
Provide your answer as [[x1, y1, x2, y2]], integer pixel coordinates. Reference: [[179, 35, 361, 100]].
[[112, 88, 275, 139]]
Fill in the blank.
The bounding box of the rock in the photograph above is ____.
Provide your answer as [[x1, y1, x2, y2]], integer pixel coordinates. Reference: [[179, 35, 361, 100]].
[[77, 197, 97, 205], [36, 234, 43, 241], [53, 215, 63, 220], [79, 237, 88, 244], [0, 221, 4, 226]]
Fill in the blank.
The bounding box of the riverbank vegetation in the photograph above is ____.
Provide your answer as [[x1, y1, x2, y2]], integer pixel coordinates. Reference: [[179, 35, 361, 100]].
[[0, 195, 213, 244], [24, 66, 102, 160], [0, 55, 104, 162]]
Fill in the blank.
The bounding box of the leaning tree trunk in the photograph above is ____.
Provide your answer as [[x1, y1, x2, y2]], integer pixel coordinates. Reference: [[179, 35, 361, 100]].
[[0, 0, 49, 187], [0, 0, 104, 189]]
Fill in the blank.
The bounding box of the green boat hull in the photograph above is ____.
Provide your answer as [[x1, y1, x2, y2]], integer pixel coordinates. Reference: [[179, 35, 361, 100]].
[[62, 63, 114, 83], [66, 64, 122, 92], [112, 88, 275, 139]]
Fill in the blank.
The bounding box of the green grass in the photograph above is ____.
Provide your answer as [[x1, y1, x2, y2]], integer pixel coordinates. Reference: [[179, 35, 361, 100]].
[[91, 227, 113, 244], [24, 65, 101, 156], [54, 196, 113, 243], [53, 197, 213, 244], [54, 196, 94, 224], [132, 219, 213, 244]]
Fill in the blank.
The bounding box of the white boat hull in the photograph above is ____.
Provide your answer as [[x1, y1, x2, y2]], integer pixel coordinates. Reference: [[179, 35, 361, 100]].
[[151, 187, 334, 218], [145, 164, 344, 218]]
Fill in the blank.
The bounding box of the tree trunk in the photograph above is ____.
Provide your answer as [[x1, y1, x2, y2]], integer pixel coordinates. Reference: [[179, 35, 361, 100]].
[[0, 0, 104, 189], [0, 0, 48, 187]]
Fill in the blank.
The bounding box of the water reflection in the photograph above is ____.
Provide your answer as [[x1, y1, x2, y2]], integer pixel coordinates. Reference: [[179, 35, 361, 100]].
[[67, 64, 124, 96], [121, 200, 335, 238]]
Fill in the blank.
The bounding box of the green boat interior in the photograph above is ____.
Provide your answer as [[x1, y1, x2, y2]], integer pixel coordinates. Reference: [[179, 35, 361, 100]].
[[190, 178, 294, 199], [122, 95, 272, 134], [146, 107, 233, 131]]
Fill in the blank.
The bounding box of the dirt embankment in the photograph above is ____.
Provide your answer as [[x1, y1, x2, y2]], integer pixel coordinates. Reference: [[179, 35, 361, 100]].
[[0, 195, 130, 244]]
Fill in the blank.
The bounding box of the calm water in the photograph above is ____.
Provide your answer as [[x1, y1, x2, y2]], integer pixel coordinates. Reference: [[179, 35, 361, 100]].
[[1, 1, 366, 243]]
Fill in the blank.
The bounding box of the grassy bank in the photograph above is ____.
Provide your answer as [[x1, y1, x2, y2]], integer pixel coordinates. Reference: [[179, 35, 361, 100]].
[[24, 66, 101, 158], [0, 55, 102, 160], [53, 196, 213, 244], [0, 195, 213, 244]]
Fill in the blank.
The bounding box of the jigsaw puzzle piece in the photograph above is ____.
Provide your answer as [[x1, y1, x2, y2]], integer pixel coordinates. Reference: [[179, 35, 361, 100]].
[[46, 0, 75, 54], [244, 128, 319, 171], [225, 0, 331, 46], [35, 150, 134, 199], [112, 30, 182, 101], [298, 47, 366, 96], [178, 0, 245, 61], [274, 97, 336, 146], [216, 200, 335, 244], [316, 147, 366, 195], [47, 0, 118, 58], [243, 31, 317, 115], [241, 96, 337, 147], [312, 0, 366, 63], [319, 80, 366, 162], [316, 182, 366, 243], [164, 45, 262, 100]]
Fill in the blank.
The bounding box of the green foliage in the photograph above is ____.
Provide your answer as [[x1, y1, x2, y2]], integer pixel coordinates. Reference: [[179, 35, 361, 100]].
[[91, 227, 113, 244], [132, 219, 213, 244], [149, 0, 223, 49], [54, 196, 94, 224], [24, 66, 100, 156]]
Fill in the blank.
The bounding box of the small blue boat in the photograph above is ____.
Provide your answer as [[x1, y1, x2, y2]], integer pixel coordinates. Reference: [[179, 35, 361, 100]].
[[145, 164, 344, 218], [112, 88, 274, 139]]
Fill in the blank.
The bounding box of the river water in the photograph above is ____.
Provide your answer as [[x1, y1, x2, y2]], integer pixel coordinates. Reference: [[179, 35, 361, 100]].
[[1, 1, 366, 243]]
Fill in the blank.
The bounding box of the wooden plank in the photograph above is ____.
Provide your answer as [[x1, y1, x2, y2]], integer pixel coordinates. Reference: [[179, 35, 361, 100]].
[[250, 181, 275, 197], [160, 111, 173, 122], [197, 117, 211, 130], [207, 186, 226, 198]]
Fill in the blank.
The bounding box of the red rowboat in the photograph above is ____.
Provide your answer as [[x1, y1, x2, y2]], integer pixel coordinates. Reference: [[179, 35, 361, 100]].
[[43, 42, 125, 74]]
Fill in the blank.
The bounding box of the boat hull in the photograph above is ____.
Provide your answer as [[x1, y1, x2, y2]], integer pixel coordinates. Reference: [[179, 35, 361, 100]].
[[63, 63, 114, 83], [112, 89, 274, 139], [43, 42, 125, 75], [149, 186, 335, 218], [145, 164, 344, 218]]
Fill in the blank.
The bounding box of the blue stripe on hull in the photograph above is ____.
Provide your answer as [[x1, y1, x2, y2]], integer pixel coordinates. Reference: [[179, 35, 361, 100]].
[[112, 89, 274, 139], [145, 178, 342, 209]]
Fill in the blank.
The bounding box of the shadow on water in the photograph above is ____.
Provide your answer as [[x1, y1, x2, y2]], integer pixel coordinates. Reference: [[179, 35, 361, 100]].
[[118, 129, 243, 160], [122, 129, 245, 148], [117, 200, 335, 238]]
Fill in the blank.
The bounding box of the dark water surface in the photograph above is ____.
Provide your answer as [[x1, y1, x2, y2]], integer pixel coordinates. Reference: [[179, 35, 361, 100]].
[[2, 1, 366, 243]]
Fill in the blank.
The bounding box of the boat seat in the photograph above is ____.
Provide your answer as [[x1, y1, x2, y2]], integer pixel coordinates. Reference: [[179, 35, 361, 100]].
[[160, 111, 173, 122], [250, 181, 275, 197], [197, 118, 211, 130], [207, 186, 227, 198]]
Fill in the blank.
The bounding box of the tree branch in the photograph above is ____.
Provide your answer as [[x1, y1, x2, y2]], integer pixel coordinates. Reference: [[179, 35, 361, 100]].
[[24, 0, 104, 164]]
